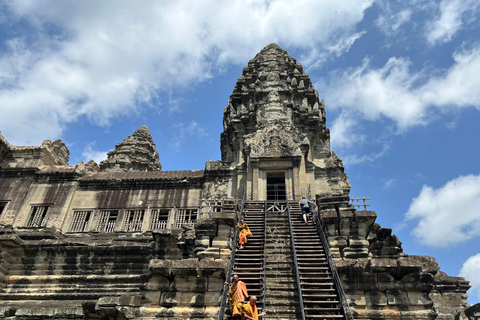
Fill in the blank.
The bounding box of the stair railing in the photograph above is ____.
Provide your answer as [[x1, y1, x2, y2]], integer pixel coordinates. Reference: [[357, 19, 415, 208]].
[[286, 199, 306, 320], [218, 189, 246, 320], [311, 206, 355, 320], [262, 200, 267, 318]]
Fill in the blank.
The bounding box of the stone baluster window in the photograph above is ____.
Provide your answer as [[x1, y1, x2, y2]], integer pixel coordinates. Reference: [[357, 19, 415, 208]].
[[26, 206, 49, 227], [174, 208, 198, 228], [149, 209, 169, 230], [122, 209, 144, 231], [70, 211, 92, 232], [96, 210, 118, 232]]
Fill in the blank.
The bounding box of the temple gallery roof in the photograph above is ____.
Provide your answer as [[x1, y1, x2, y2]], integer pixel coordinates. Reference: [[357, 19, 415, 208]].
[[79, 170, 204, 181]]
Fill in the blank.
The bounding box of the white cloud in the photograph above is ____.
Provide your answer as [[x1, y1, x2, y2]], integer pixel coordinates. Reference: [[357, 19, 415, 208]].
[[384, 178, 397, 189], [169, 121, 207, 151], [323, 44, 480, 131], [459, 253, 480, 299], [376, 8, 412, 36], [342, 143, 390, 166], [426, 0, 479, 45], [330, 112, 365, 149], [405, 174, 480, 247], [0, 0, 373, 146], [82, 143, 108, 164]]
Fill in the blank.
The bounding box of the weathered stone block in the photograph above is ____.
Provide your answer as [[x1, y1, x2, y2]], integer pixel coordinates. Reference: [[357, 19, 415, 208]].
[[198, 258, 227, 273], [350, 239, 369, 248], [211, 238, 229, 248], [217, 224, 232, 237], [197, 247, 219, 259], [205, 306, 220, 318], [149, 259, 173, 275], [328, 236, 347, 248], [195, 236, 210, 247], [386, 289, 408, 306], [204, 292, 222, 307], [348, 292, 367, 307], [160, 291, 180, 306], [219, 248, 231, 259], [181, 292, 206, 306], [407, 291, 433, 306], [366, 290, 387, 307], [143, 275, 171, 291], [343, 247, 368, 258], [171, 258, 198, 276], [208, 276, 225, 292], [368, 258, 398, 272], [174, 275, 207, 292]]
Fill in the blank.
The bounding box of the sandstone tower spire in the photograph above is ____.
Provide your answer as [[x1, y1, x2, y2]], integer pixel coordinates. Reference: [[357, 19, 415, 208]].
[[221, 43, 349, 200]]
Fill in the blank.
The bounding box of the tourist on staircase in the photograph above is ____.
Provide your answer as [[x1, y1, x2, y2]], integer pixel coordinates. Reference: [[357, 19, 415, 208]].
[[298, 196, 316, 224], [224, 274, 248, 320], [237, 219, 252, 249], [243, 296, 266, 320]]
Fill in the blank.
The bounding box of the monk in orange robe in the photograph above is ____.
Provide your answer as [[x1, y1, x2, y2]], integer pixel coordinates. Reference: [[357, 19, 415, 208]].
[[224, 274, 248, 319], [243, 296, 266, 320], [237, 219, 252, 249]]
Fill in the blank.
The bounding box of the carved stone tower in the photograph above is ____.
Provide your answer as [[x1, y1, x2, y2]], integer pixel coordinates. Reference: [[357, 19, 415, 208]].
[[221, 43, 350, 200]]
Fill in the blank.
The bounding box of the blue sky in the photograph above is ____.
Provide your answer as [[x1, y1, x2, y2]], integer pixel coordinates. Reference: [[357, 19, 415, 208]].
[[0, 0, 479, 304]]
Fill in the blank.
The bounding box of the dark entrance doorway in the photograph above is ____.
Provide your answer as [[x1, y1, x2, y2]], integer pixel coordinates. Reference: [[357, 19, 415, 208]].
[[266, 172, 286, 201]]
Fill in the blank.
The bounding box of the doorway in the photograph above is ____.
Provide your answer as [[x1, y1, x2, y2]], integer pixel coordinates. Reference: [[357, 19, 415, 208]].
[[266, 172, 286, 201]]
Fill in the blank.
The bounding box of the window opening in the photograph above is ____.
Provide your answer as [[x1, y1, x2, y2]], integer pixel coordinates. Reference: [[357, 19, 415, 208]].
[[26, 206, 49, 227], [122, 209, 144, 231], [96, 210, 118, 232], [266, 172, 286, 201], [70, 211, 92, 232], [175, 208, 198, 228], [150, 209, 169, 230]]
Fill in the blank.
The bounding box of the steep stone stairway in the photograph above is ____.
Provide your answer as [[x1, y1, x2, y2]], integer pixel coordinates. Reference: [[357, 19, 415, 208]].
[[289, 204, 345, 320], [264, 202, 302, 320], [227, 200, 347, 320], [232, 201, 266, 308]]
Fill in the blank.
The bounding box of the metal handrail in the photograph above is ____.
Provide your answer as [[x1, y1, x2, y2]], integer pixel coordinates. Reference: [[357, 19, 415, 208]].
[[218, 190, 246, 320], [262, 200, 267, 318], [311, 206, 354, 320], [286, 199, 306, 320]]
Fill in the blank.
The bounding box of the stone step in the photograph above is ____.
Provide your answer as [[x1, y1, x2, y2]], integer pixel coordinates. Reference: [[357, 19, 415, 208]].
[[0, 290, 140, 300]]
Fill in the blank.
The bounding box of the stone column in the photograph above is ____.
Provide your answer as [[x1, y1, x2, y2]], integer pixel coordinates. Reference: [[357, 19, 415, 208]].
[[293, 156, 301, 200], [235, 164, 244, 198], [245, 147, 252, 200], [252, 159, 259, 200], [299, 145, 308, 198]]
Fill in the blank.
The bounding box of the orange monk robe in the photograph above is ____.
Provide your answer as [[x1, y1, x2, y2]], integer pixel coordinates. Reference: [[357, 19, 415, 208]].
[[228, 280, 248, 317], [238, 223, 252, 245], [243, 301, 259, 320]]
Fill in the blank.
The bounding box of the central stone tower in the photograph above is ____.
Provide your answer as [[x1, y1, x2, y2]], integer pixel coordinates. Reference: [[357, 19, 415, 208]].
[[221, 43, 350, 201]]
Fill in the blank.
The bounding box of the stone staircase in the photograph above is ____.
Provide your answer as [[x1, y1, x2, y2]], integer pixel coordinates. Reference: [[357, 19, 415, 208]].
[[264, 202, 302, 320], [228, 200, 346, 320], [232, 201, 266, 308], [289, 204, 345, 320]]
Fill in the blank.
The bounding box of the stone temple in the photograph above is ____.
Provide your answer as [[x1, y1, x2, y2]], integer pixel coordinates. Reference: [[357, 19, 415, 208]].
[[0, 44, 474, 320]]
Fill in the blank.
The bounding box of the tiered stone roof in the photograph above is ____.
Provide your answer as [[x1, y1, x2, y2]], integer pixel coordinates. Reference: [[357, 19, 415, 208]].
[[99, 125, 162, 172]]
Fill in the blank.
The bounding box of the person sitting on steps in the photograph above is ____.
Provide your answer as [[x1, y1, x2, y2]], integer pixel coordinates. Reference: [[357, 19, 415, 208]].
[[299, 195, 316, 224], [237, 219, 252, 249]]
